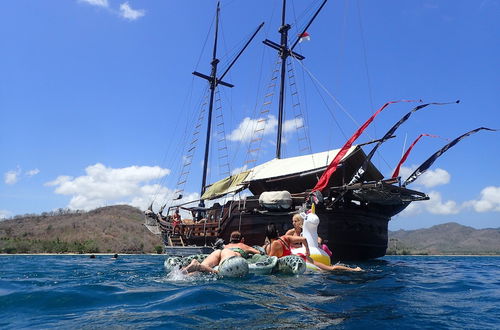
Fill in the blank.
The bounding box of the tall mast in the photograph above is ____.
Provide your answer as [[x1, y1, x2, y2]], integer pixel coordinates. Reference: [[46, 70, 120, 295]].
[[200, 2, 221, 204], [192, 2, 264, 206], [276, 0, 289, 159], [263, 0, 328, 159]]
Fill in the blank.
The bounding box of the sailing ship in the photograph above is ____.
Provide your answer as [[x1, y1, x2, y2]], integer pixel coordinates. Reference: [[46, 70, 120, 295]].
[[143, 1, 492, 260]]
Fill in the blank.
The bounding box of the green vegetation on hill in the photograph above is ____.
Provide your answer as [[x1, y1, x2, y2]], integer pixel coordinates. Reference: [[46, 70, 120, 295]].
[[0, 205, 162, 254], [387, 222, 500, 255]]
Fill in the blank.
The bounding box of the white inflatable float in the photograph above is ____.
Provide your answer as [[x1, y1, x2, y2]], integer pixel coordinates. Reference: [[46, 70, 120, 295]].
[[291, 205, 331, 272]]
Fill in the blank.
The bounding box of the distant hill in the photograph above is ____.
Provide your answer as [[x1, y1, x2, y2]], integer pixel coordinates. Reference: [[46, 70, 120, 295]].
[[388, 222, 500, 255], [0, 205, 162, 254]]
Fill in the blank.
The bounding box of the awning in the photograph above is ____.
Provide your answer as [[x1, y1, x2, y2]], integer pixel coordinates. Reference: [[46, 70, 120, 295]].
[[201, 170, 251, 200], [244, 147, 358, 182], [244, 146, 383, 195]]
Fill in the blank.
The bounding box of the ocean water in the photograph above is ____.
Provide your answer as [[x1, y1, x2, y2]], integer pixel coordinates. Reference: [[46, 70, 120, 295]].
[[0, 255, 499, 329]]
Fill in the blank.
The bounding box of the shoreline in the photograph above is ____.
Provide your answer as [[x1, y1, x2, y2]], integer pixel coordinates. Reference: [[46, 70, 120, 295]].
[[385, 254, 500, 257], [0, 253, 163, 256], [0, 253, 498, 257]]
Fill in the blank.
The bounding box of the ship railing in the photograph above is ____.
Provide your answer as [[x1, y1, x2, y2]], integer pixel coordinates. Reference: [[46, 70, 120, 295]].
[[180, 220, 220, 239]]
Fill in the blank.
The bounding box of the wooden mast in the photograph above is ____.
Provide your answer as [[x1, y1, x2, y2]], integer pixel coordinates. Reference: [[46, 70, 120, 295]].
[[263, 0, 328, 159], [192, 2, 264, 208]]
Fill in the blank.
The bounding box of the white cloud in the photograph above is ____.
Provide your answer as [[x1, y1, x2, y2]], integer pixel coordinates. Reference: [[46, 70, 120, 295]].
[[398, 166, 450, 188], [401, 190, 460, 216], [119, 2, 145, 20], [4, 167, 40, 184], [231, 165, 248, 175], [0, 210, 11, 220], [26, 168, 40, 177], [426, 191, 460, 214], [463, 186, 500, 212], [418, 168, 450, 188], [227, 115, 303, 143], [4, 168, 21, 185], [228, 115, 276, 142], [46, 175, 73, 186], [45, 163, 172, 211], [399, 201, 422, 217], [79, 0, 109, 7], [283, 117, 303, 132]]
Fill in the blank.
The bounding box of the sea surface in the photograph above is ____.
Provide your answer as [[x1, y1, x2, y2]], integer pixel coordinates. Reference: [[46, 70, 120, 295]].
[[0, 255, 499, 329]]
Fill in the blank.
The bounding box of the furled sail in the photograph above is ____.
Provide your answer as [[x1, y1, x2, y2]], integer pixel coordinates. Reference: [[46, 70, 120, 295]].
[[201, 171, 251, 200]]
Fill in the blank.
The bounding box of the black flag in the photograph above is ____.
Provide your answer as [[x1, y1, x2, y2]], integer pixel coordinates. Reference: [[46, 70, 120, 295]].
[[348, 101, 458, 185], [403, 127, 497, 186]]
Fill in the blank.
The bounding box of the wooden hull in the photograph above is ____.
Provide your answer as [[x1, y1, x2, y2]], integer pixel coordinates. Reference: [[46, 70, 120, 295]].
[[175, 202, 404, 261]]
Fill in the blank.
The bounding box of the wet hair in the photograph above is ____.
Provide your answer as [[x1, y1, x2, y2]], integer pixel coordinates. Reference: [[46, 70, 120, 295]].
[[229, 231, 242, 243], [265, 224, 279, 240]]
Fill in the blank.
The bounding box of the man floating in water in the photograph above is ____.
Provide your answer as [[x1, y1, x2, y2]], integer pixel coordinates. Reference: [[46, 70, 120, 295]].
[[182, 231, 260, 274]]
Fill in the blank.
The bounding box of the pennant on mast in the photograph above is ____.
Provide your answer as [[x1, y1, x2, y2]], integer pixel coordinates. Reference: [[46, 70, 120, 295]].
[[348, 100, 459, 185], [312, 99, 419, 192], [403, 127, 498, 186], [391, 134, 440, 178]]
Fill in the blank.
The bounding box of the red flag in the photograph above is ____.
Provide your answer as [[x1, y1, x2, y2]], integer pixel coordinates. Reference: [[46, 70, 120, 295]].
[[312, 99, 419, 192], [391, 134, 440, 178], [298, 32, 311, 43]]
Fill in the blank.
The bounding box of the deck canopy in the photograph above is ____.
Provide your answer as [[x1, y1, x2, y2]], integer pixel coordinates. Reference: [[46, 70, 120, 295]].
[[201, 146, 383, 200], [201, 171, 250, 200]]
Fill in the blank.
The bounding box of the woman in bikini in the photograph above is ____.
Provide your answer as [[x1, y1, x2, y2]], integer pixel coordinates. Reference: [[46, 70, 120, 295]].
[[286, 213, 331, 255], [285, 213, 303, 236], [264, 224, 362, 272], [264, 224, 310, 261], [285, 213, 305, 248]]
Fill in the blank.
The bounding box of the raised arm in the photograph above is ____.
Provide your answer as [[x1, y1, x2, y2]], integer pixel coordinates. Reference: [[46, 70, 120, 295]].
[[242, 243, 262, 255], [285, 235, 310, 256]]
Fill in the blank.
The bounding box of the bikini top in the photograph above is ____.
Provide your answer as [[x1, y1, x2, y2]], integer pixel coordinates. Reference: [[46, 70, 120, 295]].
[[278, 237, 292, 256], [228, 247, 249, 259], [265, 237, 291, 257]]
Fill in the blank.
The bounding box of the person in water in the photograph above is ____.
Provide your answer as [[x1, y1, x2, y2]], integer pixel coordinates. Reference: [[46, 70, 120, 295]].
[[264, 224, 362, 272], [182, 231, 261, 274], [285, 213, 303, 236], [318, 237, 333, 257], [264, 223, 310, 261], [286, 213, 331, 255], [285, 213, 305, 248]]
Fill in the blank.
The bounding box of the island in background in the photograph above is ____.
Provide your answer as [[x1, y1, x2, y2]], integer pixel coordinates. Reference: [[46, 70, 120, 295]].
[[1, 205, 499, 256]]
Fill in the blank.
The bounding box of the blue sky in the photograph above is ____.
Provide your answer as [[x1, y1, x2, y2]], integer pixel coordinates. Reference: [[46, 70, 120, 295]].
[[1, 0, 499, 230]]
